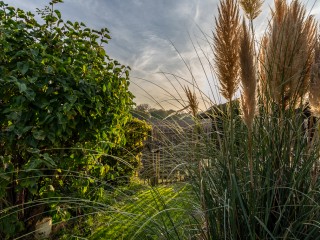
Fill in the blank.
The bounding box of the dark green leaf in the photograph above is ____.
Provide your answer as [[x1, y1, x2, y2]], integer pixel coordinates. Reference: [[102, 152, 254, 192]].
[[17, 82, 27, 92], [32, 129, 45, 140], [42, 153, 57, 167], [17, 61, 29, 75], [54, 9, 61, 19]]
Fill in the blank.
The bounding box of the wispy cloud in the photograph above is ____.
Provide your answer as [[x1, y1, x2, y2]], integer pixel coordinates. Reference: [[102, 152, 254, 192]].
[[7, 0, 320, 109]]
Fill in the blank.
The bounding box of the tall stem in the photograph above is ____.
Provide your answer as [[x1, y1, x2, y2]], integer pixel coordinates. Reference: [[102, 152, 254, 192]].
[[248, 128, 254, 188]]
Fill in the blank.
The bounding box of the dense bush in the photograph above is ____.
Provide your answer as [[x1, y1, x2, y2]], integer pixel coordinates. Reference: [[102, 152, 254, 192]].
[[108, 117, 152, 184], [0, 0, 135, 237]]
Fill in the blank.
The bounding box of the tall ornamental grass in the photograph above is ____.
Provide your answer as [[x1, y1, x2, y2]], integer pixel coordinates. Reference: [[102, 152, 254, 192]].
[[189, 0, 320, 239]]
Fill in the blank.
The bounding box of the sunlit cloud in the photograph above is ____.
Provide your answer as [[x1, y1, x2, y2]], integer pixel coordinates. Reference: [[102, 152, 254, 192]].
[[7, 0, 320, 110]]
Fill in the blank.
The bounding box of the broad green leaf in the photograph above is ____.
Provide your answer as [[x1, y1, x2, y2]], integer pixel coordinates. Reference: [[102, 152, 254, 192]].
[[24, 158, 42, 170], [42, 153, 57, 167], [30, 48, 39, 57], [27, 148, 41, 154], [32, 129, 45, 140], [17, 61, 29, 75], [24, 89, 35, 101], [65, 94, 77, 103], [82, 65, 87, 73], [17, 82, 27, 92], [54, 9, 61, 19], [21, 126, 33, 134]]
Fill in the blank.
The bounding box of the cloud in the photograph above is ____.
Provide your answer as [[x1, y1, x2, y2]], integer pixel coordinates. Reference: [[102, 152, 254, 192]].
[[6, 0, 320, 110], [7, 0, 220, 109]]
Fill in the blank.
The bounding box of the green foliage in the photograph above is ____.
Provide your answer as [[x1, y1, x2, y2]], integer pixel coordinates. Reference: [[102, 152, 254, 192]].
[[150, 108, 175, 120], [0, 1, 133, 238], [109, 118, 152, 183], [133, 104, 188, 121]]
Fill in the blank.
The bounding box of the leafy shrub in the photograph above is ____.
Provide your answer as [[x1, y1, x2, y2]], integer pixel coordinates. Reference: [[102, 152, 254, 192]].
[[0, 0, 134, 237], [108, 117, 152, 184]]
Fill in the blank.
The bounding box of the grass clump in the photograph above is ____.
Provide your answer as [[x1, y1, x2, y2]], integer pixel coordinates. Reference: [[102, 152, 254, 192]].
[[188, 0, 320, 239]]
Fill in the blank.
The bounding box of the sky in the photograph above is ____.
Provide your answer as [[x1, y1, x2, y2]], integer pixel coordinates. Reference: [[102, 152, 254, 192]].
[[7, 0, 320, 111]]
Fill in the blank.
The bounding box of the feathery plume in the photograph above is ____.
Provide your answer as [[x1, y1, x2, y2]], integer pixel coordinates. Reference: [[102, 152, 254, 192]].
[[183, 86, 199, 117], [239, 19, 256, 188], [310, 39, 320, 117], [239, 0, 264, 20], [273, 0, 286, 24], [213, 0, 241, 101], [303, 15, 318, 91], [260, 0, 316, 108], [239, 20, 256, 130], [258, 35, 268, 98]]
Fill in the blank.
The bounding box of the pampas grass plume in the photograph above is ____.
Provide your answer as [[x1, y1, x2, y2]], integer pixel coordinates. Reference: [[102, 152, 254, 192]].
[[183, 86, 199, 117], [239, 0, 264, 20], [310, 39, 320, 117], [213, 0, 240, 101], [239, 19, 256, 130], [261, 0, 316, 108]]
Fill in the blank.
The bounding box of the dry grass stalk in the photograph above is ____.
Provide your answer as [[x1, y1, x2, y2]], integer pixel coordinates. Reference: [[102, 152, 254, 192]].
[[309, 39, 320, 118], [239, 0, 264, 60], [309, 38, 320, 185], [239, 20, 256, 188], [183, 86, 199, 117], [260, 0, 317, 109], [258, 35, 269, 106], [273, 0, 286, 24], [239, 20, 256, 130], [239, 0, 264, 20], [213, 0, 240, 101], [304, 16, 318, 69]]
